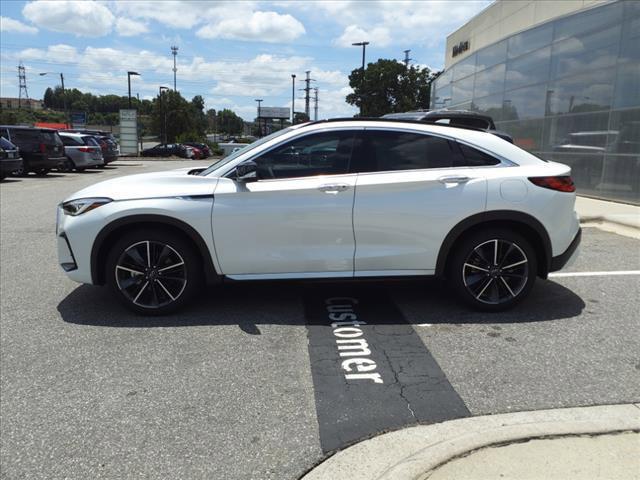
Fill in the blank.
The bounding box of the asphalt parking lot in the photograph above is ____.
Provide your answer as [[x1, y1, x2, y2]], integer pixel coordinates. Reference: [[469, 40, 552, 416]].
[[1, 160, 639, 479]]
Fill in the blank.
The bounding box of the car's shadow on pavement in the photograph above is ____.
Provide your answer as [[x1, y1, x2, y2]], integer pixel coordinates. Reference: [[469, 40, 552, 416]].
[[57, 278, 585, 329]]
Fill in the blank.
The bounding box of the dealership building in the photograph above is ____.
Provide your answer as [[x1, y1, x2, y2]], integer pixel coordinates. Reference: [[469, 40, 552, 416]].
[[431, 0, 639, 204]]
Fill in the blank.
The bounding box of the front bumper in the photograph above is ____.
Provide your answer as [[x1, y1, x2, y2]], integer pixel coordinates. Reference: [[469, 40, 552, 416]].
[[550, 228, 581, 272]]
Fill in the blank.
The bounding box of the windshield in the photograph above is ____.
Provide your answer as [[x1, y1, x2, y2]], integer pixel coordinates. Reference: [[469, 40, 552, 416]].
[[198, 127, 294, 176]]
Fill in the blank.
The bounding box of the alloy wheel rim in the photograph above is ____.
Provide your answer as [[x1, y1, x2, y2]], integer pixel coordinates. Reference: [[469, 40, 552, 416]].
[[462, 239, 528, 305], [115, 240, 187, 309]]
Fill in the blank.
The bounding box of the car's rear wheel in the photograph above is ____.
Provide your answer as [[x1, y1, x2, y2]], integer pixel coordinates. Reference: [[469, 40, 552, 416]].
[[60, 158, 75, 172], [34, 168, 50, 176], [449, 229, 537, 311], [14, 160, 29, 176], [106, 230, 202, 315]]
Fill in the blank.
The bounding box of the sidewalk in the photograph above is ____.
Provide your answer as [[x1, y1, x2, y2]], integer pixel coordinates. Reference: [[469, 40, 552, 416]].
[[576, 196, 640, 239], [302, 404, 640, 480]]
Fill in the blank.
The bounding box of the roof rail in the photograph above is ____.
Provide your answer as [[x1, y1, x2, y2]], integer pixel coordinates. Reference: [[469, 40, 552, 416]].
[[304, 117, 492, 134]]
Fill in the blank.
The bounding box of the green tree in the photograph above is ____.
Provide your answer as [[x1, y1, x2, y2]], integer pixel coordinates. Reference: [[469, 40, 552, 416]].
[[216, 109, 244, 135], [346, 59, 436, 117]]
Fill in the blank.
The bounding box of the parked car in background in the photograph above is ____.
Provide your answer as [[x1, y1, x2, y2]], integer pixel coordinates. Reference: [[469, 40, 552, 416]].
[[382, 110, 514, 143], [63, 130, 120, 162], [58, 132, 104, 172], [0, 137, 23, 180], [189, 146, 203, 159], [141, 143, 193, 158], [57, 118, 580, 315], [183, 142, 211, 158], [0, 126, 66, 176]]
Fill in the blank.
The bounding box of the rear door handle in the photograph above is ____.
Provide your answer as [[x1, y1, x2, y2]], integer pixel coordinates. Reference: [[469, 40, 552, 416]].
[[438, 175, 471, 184], [318, 183, 350, 193]]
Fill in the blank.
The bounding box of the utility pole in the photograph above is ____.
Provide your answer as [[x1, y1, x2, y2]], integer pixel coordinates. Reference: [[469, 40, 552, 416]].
[[313, 87, 318, 121], [171, 45, 178, 90], [159, 86, 169, 143], [127, 71, 140, 109], [403, 49, 412, 68], [299, 71, 315, 119], [40, 71, 67, 125], [18, 62, 30, 109], [291, 74, 296, 123], [352, 41, 369, 116], [255, 98, 263, 137]]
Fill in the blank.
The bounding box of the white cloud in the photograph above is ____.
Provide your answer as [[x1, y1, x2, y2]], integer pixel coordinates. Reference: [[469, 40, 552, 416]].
[[334, 24, 391, 48], [115, 17, 149, 36], [0, 16, 38, 34], [18, 44, 80, 63], [196, 10, 305, 43], [22, 0, 115, 37], [112, 0, 206, 29]]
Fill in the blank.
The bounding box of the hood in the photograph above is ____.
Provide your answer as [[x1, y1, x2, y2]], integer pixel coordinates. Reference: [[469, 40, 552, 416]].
[[64, 168, 219, 202]]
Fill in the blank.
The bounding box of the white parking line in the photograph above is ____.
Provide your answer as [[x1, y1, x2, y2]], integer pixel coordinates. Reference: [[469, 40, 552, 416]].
[[549, 270, 640, 277]]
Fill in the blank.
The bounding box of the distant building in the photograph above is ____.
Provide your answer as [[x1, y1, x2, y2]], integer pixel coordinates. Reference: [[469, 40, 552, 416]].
[[0, 97, 44, 111], [431, 0, 639, 204]]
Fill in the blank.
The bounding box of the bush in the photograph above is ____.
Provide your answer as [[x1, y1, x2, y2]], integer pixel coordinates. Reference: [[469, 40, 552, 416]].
[[205, 140, 224, 156]]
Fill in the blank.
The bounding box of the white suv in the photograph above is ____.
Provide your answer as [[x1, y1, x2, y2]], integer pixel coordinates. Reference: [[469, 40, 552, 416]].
[[57, 119, 581, 314]]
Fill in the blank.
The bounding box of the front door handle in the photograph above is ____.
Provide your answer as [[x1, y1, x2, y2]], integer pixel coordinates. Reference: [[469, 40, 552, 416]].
[[318, 183, 350, 193], [438, 175, 471, 184]]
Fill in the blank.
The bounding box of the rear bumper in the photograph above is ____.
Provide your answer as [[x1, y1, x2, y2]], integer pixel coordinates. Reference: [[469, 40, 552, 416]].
[[550, 228, 581, 272], [1, 158, 23, 175], [26, 155, 67, 170]]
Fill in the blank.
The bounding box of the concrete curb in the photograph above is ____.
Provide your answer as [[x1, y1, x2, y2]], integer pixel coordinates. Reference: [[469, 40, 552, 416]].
[[301, 404, 640, 480]]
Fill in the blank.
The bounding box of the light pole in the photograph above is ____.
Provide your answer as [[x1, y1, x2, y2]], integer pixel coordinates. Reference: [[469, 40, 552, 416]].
[[127, 71, 140, 109], [255, 98, 263, 137], [40, 71, 67, 125], [291, 74, 296, 123], [159, 86, 169, 144], [171, 46, 179, 91], [351, 41, 369, 116]]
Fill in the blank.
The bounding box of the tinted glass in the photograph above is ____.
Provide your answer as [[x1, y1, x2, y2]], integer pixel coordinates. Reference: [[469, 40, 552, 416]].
[[452, 53, 477, 81], [503, 83, 548, 120], [473, 63, 505, 97], [553, 1, 622, 42], [61, 136, 82, 146], [9, 129, 40, 142], [456, 143, 500, 166], [40, 131, 62, 145], [471, 93, 505, 122], [476, 40, 507, 72], [357, 131, 459, 172], [496, 118, 544, 152], [614, 62, 640, 109], [550, 24, 621, 79], [548, 68, 613, 115], [255, 131, 355, 179], [452, 75, 474, 104], [508, 23, 553, 59], [505, 46, 551, 91], [83, 136, 100, 146]]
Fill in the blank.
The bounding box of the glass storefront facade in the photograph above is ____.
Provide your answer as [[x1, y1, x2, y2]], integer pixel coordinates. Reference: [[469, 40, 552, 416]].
[[431, 0, 640, 204]]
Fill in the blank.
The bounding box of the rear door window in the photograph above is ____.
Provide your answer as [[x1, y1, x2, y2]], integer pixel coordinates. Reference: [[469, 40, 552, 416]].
[[353, 130, 461, 172], [61, 136, 82, 146]]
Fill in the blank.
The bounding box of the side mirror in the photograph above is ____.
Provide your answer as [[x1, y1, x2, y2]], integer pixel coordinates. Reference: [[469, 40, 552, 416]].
[[235, 161, 258, 182]]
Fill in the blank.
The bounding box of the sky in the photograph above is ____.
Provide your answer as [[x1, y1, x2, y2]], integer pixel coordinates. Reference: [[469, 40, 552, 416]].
[[0, 0, 490, 120]]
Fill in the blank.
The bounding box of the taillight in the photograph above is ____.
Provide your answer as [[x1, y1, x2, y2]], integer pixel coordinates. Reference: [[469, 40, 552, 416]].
[[78, 147, 93, 152], [39, 143, 46, 153], [528, 176, 576, 193]]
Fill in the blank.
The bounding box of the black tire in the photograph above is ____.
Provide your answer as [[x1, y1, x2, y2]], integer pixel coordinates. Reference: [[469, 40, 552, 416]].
[[60, 158, 75, 172], [76, 167, 85, 172], [448, 228, 537, 312], [14, 160, 29, 176], [105, 229, 203, 315], [34, 168, 50, 176]]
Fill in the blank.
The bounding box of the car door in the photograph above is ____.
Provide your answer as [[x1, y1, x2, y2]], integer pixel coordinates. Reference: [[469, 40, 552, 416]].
[[211, 129, 360, 278], [351, 128, 490, 275]]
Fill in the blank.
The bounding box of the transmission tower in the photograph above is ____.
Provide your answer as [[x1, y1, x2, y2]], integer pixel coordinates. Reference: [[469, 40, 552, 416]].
[[300, 70, 315, 118], [313, 87, 318, 121], [403, 50, 412, 68], [18, 62, 30, 109], [171, 45, 179, 90]]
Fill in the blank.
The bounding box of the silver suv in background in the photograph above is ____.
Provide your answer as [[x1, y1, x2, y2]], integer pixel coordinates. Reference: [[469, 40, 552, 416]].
[[58, 132, 104, 171]]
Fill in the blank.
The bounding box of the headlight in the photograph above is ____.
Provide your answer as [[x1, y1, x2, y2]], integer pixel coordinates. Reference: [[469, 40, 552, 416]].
[[62, 197, 112, 216]]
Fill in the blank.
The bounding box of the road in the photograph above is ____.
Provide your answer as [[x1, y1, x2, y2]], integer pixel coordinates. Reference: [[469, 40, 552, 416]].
[[1, 160, 638, 479]]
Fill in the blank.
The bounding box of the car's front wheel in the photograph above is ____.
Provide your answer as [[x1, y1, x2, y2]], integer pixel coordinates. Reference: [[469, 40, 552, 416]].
[[106, 229, 202, 315], [449, 229, 537, 311]]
